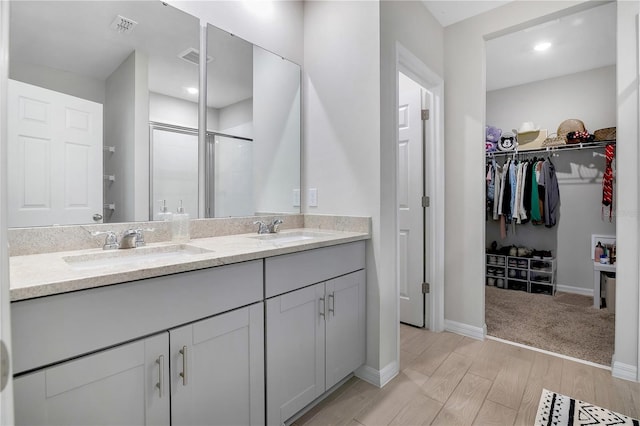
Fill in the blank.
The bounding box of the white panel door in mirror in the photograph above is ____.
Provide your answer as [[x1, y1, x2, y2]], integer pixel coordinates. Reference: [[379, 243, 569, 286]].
[[8, 80, 103, 227]]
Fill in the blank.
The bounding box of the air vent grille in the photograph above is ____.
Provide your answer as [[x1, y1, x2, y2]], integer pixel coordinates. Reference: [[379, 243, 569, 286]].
[[178, 48, 214, 66], [110, 15, 138, 34]]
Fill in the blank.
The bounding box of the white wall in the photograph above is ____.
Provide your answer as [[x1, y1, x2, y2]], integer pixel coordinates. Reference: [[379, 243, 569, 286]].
[[149, 92, 226, 132], [379, 0, 444, 376], [614, 0, 639, 380], [105, 51, 149, 223], [10, 61, 105, 104], [445, 0, 639, 380], [168, 0, 304, 65], [304, 0, 382, 374], [486, 66, 616, 292], [219, 97, 253, 138]]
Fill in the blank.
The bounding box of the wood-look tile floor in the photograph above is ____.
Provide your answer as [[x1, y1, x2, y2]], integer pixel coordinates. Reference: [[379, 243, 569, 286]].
[[294, 324, 640, 426]]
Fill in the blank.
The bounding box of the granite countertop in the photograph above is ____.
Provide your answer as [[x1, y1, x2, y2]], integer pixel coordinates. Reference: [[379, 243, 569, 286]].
[[10, 228, 370, 301]]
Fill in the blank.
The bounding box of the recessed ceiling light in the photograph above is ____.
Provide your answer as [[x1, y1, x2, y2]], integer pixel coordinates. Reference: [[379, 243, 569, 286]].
[[186, 87, 198, 95], [534, 42, 552, 52]]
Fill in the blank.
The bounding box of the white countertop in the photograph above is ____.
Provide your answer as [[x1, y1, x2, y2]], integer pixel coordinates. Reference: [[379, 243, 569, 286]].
[[10, 228, 370, 301]]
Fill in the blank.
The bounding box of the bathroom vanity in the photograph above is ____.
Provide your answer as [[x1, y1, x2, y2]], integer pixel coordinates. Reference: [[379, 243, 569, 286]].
[[9, 228, 368, 426]]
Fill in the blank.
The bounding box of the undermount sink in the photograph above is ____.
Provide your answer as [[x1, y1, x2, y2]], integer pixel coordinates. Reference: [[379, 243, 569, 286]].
[[248, 230, 335, 244], [63, 244, 213, 271]]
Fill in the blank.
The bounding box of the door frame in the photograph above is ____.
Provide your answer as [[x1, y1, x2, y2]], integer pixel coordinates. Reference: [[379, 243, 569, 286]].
[[0, 0, 14, 422], [395, 42, 445, 335]]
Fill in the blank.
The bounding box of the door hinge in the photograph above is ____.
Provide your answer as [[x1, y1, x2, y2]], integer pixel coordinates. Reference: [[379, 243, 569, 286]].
[[421, 109, 430, 121], [422, 196, 430, 208], [422, 282, 430, 294]]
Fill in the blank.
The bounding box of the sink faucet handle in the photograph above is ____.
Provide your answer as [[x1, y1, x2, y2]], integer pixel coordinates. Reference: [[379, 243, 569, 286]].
[[253, 220, 269, 234], [270, 218, 283, 233], [91, 231, 119, 250], [132, 228, 155, 247]]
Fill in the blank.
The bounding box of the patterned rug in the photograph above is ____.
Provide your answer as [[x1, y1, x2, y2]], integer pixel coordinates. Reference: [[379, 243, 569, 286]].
[[535, 389, 639, 425]]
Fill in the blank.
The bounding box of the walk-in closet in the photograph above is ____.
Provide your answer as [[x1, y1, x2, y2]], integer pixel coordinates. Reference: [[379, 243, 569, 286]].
[[484, 2, 617, 366]]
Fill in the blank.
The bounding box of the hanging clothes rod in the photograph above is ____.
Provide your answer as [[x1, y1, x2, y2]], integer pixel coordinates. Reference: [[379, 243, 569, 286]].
[[486, 140, 615, 159]]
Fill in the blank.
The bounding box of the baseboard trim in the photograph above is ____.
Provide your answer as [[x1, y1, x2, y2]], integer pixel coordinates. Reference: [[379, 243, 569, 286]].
[[444, 319, 484, 340], [556, 284, 594, 297], [611, 360, 638, 382], [355, 360, 398, 388]]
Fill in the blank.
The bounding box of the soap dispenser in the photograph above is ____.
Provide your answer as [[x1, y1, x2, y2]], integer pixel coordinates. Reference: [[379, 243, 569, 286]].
[[172, 200, 190, 243], [157, 199, 173, 222]]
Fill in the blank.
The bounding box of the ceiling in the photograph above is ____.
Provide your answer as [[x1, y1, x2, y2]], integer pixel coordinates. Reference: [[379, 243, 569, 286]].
[[422, 1, 513, 27], [422, 1, 616, 91], [485, 2, 616, 91], [9, 1, 253, 109]]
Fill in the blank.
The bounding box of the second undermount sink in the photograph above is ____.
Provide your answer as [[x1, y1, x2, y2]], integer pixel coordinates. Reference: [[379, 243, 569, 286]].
[[248, 230, 336, 244], [63, 244, 213, 271]]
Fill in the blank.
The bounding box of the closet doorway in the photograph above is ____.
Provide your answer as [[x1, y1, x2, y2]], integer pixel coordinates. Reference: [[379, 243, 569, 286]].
[[395, 43, 445, 333], [483, 2, 617, 366]]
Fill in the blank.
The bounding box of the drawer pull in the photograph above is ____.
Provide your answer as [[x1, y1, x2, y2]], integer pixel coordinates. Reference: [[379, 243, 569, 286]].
[[155, 355, 164, 397], [179, 346, 188, 386], [319, 297, 325, 318]]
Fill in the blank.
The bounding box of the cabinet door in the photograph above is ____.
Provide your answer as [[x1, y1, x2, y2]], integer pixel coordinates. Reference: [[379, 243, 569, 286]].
[[266, 283, 325, 426], [14, 332, 169, 426], [325, 270, 366, 389], [170, 303, 264, 426]]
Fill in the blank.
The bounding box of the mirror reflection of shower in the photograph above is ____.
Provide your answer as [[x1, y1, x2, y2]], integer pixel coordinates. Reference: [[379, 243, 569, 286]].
[[151, 123, 254, 220]]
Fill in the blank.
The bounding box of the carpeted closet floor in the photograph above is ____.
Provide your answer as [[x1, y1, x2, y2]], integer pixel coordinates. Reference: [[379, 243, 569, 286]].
[[485, 286, 615, 366]]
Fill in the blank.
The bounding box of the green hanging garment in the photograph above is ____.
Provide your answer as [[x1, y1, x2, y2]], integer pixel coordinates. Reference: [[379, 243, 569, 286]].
[[530, 164, 541, 222]]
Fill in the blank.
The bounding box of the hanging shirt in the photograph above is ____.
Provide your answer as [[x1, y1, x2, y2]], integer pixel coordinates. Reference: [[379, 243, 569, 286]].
[[544, 159, 560, 227], [530, 168, 541, 222], [522, 160, 533, 223], [493, 164, 502, 220], [518, 162, 528, 223], [508, 160, 517, 222]]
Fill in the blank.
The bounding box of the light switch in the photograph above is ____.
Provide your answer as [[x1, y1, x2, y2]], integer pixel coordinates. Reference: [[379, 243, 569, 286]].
[[293, 189, 300, 207], [308, 188, 318, 207]]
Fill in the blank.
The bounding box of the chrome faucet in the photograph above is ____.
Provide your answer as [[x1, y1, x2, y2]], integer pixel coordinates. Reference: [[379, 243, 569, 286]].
[[119, 229, 139, 249], [253, 218, 283, 234], [92, 228, 153, 250]]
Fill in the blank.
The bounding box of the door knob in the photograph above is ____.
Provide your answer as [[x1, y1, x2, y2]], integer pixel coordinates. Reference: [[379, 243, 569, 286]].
[[92, 213, 103, 222]]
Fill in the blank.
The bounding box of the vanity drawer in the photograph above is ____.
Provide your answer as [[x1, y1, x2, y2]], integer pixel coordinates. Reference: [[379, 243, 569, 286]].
[[265, 241, 365, 298], [12, 260, 263, 374]]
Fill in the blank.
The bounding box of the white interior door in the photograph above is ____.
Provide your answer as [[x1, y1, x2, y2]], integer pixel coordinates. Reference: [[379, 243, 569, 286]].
[[398, 72, 426, 327], [7, 80, 103, 227]]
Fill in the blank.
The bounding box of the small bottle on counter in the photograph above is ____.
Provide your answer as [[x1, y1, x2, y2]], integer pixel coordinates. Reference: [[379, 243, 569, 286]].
[[172, 200, 190, 243], [594, 242, 604, 263], [157, 199, 173, 222]]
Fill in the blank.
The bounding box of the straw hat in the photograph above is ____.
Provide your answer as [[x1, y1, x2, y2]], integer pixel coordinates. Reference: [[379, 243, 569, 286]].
[[517, 122, 540, 134]]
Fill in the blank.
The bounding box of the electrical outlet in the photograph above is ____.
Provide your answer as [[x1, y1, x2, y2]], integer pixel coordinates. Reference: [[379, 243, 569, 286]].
[[293, 189, 300, 207], [308, 188, 318, 207]]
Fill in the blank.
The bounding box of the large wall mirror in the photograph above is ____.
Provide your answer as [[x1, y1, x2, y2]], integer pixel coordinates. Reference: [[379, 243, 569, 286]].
[[8, 0, 301, 228]]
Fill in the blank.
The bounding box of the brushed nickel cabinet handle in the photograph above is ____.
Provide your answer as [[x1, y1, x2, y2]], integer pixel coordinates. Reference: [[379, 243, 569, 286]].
[[156, 355, 164, 398], [179, 346, 188, 386], [319, 297, 325, 318], [328, 292, 335, 316]]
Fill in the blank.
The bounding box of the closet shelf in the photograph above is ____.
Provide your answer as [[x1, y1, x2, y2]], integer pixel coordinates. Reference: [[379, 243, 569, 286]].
[[486, 139, 615, 158]]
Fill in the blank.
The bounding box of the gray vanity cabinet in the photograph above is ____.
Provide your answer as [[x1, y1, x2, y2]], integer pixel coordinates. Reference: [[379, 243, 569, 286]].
[[170, 302, 264, 426], [14, 332, 170, 425], [12, 260, 264, 426], [265, 242, 366, 426]]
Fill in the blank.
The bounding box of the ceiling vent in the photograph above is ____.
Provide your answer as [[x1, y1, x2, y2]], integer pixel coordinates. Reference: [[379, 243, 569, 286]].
[[178, 48, 214, 66], [110, 15, 138, 34]]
